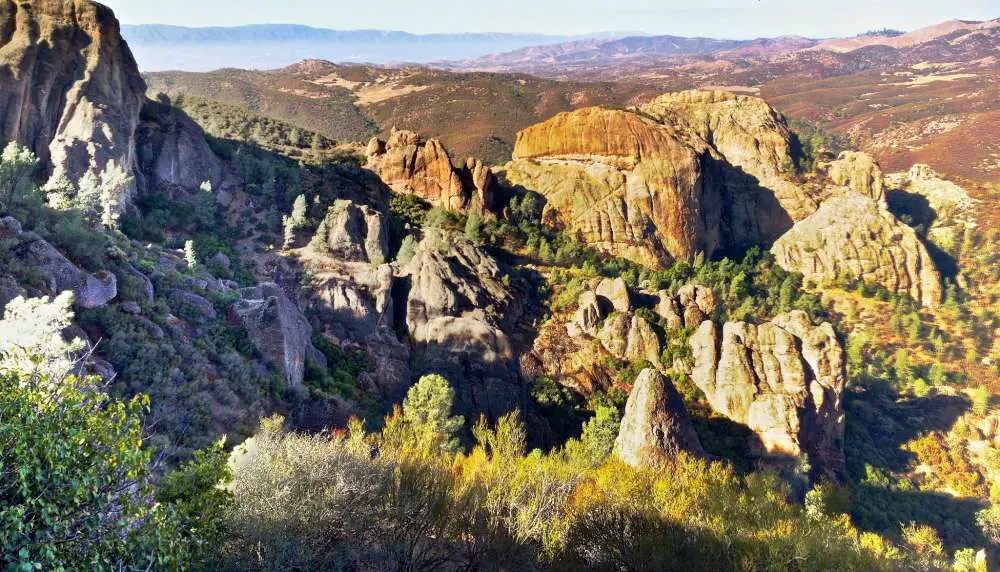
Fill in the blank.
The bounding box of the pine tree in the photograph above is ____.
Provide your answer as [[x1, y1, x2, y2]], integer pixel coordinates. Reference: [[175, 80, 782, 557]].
[[42, 169, 76, 209], [290, 194, 308, 227], [184, 240, 198, 269], [282, 215, 296, 250], [0, 142, 39, 209]]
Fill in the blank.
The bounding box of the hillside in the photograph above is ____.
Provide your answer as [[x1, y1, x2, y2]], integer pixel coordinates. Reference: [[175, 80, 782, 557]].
[[145, 61, 657, 165]]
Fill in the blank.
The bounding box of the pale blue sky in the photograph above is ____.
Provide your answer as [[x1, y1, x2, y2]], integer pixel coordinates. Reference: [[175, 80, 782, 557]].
[[105, 0, 997, 38]]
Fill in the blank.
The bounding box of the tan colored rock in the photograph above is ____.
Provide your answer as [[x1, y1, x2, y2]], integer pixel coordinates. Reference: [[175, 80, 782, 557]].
[[0, 0, 146, 186], [595, 277, 632, 313], [655, 291, 684, 330], [656, 285, 717, 329], [574, 290, 606, 336], [459, 157, 496, 212], [314, 199, 389, 264], [505, 106, 722, 267], [366, 129, 466, 210], [598, 313, 663, 369], [689, 311, 846, 476], [823, 151, 886, 203], [640, 90, 819, 221], [614, 368, 705, 467], [771, 192, 942, 307]]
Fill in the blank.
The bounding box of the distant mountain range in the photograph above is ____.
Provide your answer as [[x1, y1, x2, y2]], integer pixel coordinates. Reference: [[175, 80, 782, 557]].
[[120, 24, 627, 71]]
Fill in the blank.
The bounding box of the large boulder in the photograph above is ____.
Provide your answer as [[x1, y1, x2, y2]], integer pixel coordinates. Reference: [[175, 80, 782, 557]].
[[0, 0, 146, 186], [313, 199, 390, 264], [655, 284, 717, 329], [771, 192, 942, 307], [11, 237, 116, 308], [231, 282, 324, 390], [614, 368, 705, 467], [689, 311, 846, 477]]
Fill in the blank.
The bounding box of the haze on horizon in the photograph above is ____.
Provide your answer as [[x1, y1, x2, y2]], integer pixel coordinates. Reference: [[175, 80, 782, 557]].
[[105, 0, 996, 39]]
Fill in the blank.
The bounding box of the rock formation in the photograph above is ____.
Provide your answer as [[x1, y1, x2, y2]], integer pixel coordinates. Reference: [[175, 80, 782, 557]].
[[822, 151, 886, 204], [771, 192, 942, 307], [0, 0, 146, 184], [640, 90, 819, 221], [656, 284, 717, 329], [135, 99, 223, 194], [689, 310, 846, 476], [505, 106, 723, 267], [313, 199, 390, 264], [10, 234, 117, 308], [366, 129, 495, 212], [614, 368, 705, 467], [503, 93, 813, 267], [402, 228, 525, 417], [231, 282, 325, 391]]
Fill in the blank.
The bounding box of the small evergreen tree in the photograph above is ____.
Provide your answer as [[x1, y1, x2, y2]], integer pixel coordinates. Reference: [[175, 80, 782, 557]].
[[0, 141, 39, 209], [185, 239, 199, 269], [402, 374, 464, 451], [290, 193, 308, 227], [42, 169, 76, 209]]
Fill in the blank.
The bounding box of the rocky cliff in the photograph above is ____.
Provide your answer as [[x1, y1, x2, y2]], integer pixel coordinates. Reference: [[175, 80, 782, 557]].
[[771, 192, 942, 307], [502, 93, 814, 267], [366, 129, 495, 213], [689, 311, 846, 476], [0, 0, 146, 183]]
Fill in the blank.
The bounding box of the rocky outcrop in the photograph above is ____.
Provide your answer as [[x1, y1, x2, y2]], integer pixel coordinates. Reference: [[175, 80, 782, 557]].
[[505, 107, 722, 267], [503, 94, 810, 267], [595, 277, 632, 313], [640, 90, 819, 221], [689, 311, 846, 476], [232, 282, 324, 391], [885, 164, 978, 249], [614, 368, 705, 467], [11, 236, 117, 308], [135, 98, 223, 194], [597, 314, 663, 368], [313, 199, 390, 264], [0, 0, 146, 185], [822, 151, 885, 204], [366, 129, 494, 212], [656, 284, 717, 329], [771, 192, 942, 307], [402, 228, 524, 417]]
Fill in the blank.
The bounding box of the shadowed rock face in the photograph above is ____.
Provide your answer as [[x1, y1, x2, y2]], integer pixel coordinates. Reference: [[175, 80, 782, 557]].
[[689, 310, 846, 477], [232, 282, 325, 391], [402, 228, 525, 417], [11, 234, 116, 308], [135, 99, 223, 194], [0, 0, 146, 183], [771, 192, 942, 307], [614, 368, 705, 467]]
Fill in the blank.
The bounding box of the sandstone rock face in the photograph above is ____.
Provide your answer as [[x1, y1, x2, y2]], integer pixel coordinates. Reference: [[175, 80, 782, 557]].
[[318, 199, 390, 264], [504, 94, 812, 267], [232, 282, 324, 391], [459, 157, 496, 212], [689, 311, 846, 476], [655, 285, 717, 329], [0, 0, 146, 185], [135, 99, 223, 194], [506, 107, 721, 267], [402, 228, 524, 417], [771, 192, 942, 307], [640, 90, 818, 222], [595, 277, 632, 313], [11, 237, 117, 308], [823, 151, 885, 204], [366, 129, 482, 211], [614, 368, 705, 467]]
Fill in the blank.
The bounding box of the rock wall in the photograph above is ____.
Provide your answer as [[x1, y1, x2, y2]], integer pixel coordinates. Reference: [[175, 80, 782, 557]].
[[0, 0, 146, 183], [689, 310, 846, 477], [134, 98, 223, 194], [771, 192, 942, 307]]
